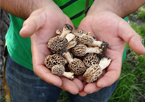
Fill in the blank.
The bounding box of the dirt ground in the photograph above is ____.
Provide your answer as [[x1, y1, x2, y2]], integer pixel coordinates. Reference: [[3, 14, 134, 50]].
[[0, 9, 10, 101]]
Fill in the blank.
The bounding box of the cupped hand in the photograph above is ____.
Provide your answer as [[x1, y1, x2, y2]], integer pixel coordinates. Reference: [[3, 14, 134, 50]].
[[78, 11, 145, 95], [20, 4, 83, 94]]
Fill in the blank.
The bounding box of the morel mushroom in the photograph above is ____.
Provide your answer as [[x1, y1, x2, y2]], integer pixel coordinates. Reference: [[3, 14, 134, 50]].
[[63, 52, 86, 75], [51, 65, 74, 79], [44, 54, 67, 69], [58, 24, 73, 36], [48, 24, 74, 51], [83, 53, 100, 68], [71, 44, 103, 57], [73, 30, 86, 36], [79, 34, 109, 53], [48, 33, 75, 52], [83, 57, 111, 83]]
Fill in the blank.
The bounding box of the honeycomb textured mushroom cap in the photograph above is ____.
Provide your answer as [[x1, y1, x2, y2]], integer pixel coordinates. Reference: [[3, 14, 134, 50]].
[[44, 54, 67, 69], [51, 64, 65, 76], [68, 58, 86, 75], [73, 30, 86, 36], [83, 64, 103, 83], [83, 53, 100, 68], [73, 30, 86, 44], [47, 36, 68, 51], [51, 65, 74, 79], [71, 44, 87, 57], [79, 34, 94, 45], [63, 24, 73, 32]]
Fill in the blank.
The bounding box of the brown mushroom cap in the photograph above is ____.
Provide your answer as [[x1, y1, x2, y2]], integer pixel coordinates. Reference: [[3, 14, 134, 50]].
[[51, 65, 65, 76], [83, 53, 100, 68], [83, 64, 103, 83], [63, 24, 73, 32], [44, 54, 67, 69], [79, 34, 94, 45], [68, 58, 86, 75], [47, 36, 68, 52], [63, 52, 86, 75], [73, 30, 86, 36], [51, 65, 74, 79], [71, 44, 87, 57]]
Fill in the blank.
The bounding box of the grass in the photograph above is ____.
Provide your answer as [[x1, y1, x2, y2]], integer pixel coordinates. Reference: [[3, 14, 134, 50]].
[[0, 99, 5, 102], [57, 91, 70, 102], [137, 7, 145, 22], [109, 51, 145, 102]]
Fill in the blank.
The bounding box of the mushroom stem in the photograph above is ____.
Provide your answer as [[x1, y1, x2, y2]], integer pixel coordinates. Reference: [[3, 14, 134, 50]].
[[91, 41, 103, 47], [65, 33, 75, 42], [56, 29, 62, 35], [63, 72, 74, 79], [99, 57, 111, 70], [86, 47, 102, 54], [63, 52, 74, 63], [66, 40, 77, 50], [60, 24, 73, 38]]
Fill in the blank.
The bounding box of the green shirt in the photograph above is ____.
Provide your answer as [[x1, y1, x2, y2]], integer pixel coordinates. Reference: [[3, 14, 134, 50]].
[[6, 0, 126, 70]]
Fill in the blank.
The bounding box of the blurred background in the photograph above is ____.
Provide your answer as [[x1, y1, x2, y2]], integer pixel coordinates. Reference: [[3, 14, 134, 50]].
[[0, 4, 145, 102]]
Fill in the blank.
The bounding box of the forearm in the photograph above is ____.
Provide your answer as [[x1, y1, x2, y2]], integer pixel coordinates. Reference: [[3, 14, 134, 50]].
[[88, 0, 145, 17], [0, 0, 57, 19]]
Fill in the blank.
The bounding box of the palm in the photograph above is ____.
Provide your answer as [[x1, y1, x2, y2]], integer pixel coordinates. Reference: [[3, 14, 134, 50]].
[[78, 11, 145, 93], [20, 7, 83, 94]]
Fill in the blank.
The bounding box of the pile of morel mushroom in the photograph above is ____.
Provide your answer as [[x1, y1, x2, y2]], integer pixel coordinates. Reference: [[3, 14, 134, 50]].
[[44, 24, 111, 83]]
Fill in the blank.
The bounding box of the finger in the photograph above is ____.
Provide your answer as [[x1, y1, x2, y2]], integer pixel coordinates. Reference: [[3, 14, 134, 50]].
[[72, 78, 84, 91], [79, 91, 87, 97], [84, 83, 101, 94], [118, 20, 145, 55], [60, 77, 79, 95], [20, 10, 46, 38]]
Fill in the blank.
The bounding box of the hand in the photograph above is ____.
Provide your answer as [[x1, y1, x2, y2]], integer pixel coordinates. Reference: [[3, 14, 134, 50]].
[[77, 11, 145, 95], [20, 5, 84, 94]]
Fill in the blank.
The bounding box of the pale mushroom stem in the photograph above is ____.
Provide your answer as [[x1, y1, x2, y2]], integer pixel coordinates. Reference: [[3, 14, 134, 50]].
[[63, 72, 74, 79], [65, 33, 75, 42], [63, 52, 74, 63], [66, 40, 77, 50], [56, 29, 62, 35], [60, 30, 71, 38], [99, 57, 111, 70], [92, 41, 102, 47], [86, 47, 102, 54], [60, 24, 73, 38]]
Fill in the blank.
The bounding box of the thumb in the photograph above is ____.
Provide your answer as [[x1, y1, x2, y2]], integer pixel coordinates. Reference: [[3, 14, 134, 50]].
[[118, 20, 145, 55], [20, 10, 46, 38]]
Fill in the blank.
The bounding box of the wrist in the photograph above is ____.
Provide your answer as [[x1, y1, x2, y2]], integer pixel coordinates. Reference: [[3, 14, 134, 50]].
[[87, 0, 145, 18], [26, 0, 58, 19]]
